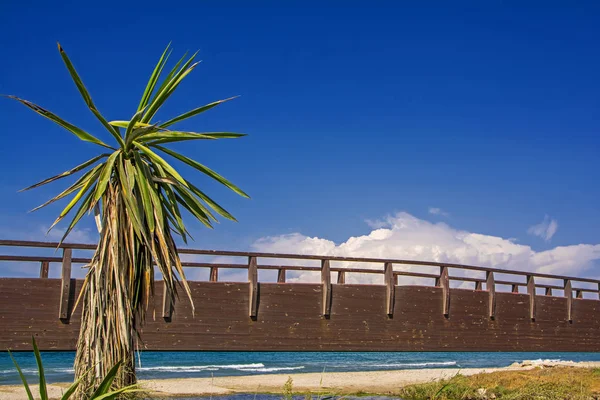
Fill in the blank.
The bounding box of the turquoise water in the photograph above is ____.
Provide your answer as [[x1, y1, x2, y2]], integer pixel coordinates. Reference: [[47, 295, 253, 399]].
[[2, 351, 600, 385]]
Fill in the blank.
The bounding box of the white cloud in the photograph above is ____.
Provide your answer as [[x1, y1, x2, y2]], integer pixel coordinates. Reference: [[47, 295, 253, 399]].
[[527, 215, 558, 241], [428, 207, 449, 217], [251, 212, 600, 286], [43, 226, 97, 243]]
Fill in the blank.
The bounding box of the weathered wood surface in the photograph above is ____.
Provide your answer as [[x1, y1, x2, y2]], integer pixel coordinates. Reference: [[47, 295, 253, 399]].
[[2, 278, 599, 352]]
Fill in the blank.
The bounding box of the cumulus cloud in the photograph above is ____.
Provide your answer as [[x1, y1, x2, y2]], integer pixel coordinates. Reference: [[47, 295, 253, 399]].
[[428, 207, 449, 217], [251, 212, 600, 289], [527, 215, 558, 242]]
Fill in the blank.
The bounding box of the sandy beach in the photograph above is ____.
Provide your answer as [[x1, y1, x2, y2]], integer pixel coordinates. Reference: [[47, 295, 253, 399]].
[[1, 360, 599, 399]]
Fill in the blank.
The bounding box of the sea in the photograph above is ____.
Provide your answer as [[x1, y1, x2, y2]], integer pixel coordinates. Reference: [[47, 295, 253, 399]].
[[2, 351, 600, 386]]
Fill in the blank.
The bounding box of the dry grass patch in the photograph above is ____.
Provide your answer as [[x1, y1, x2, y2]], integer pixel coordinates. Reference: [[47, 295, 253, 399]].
[[399, 367, 600, 400]]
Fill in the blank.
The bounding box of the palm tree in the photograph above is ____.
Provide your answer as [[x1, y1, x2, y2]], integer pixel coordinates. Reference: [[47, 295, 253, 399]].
[[5, 43, 248, 397]]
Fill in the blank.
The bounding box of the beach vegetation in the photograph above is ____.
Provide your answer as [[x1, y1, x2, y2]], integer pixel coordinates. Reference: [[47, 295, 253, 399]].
[[9, 337, 139, 400], [283, 376, 294, 400], [5, 43, 247, 397], [399, 366, 600, 399]]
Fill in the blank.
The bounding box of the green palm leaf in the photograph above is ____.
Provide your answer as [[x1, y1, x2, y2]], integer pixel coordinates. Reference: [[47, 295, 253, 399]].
[[58, 43, 125, 148], [138, 43, 172, 111], [5, 96, 114, 149], [20, 154, 108, 192], [154, 144, 249, 198], [160, 96, 238, 128]]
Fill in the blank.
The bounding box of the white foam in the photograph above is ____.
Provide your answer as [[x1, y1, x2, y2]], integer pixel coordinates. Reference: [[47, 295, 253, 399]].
[[372, 361, 457, 368], [237, 366, 305, 372], [138, 363, 265, 372]]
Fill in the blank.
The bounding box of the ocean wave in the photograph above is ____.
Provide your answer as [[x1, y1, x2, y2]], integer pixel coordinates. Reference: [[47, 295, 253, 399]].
[[0, 367, 74, 375], [236, 366, 305, 372], [138, 363, 265, 372], [371, 361, 457, 367]]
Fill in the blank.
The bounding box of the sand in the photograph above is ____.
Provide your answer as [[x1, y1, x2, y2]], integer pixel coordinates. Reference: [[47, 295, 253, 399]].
[[1, 360, 599, 399]]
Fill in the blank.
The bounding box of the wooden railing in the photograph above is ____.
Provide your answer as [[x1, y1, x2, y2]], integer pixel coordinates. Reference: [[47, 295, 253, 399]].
[[1, 239, 599, 322]]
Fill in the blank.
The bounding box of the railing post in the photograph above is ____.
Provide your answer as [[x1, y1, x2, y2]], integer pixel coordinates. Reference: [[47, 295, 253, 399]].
[[545, 287, 553, 296], [576, 289, 583, 299], [59, 248, 72, 320], [277, 268, 286, 283], [209, 266, 219, 282], [527, 275, 536, 321], [321, 259, 331, 317], [384, 262, 395, 317], [337, 270, 345, 284], [248, 256, 258, 318], [475, 281, 483, 290], [487, 271, 496, 319], [598, 283, 600, 301], [437, 266, 450, 317], [564, 279, 573, 322], [162, 282, 172, 319], [511, 284, 519, 293], [39, 261, 49, 279]]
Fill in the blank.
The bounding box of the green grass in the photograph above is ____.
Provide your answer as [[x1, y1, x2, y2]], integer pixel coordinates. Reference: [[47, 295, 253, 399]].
[[399, 367, 600, 400]]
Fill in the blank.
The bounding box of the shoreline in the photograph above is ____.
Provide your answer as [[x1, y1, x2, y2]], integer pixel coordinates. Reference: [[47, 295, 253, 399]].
[[1, 361, 599, 399]]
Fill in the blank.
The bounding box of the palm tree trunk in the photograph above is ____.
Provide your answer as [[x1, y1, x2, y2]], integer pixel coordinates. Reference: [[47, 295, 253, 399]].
[[73, 185, 139, 398]]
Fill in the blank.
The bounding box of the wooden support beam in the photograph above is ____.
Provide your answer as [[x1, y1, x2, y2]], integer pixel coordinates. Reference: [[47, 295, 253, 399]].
[[545, 287, 553, 296], [576, 290, 583, 299], [162, 282, 172, 319], [437, 266, 450, 316], [598, 283, 600, 301], [475, 281, 483, 290], [209, 267, 219, 282], [39, 261, 49, 279], [277, 268, 286, 283], [384, 262, 395, 316], [321, 260, 332, 317], [565, 279, 573, 322], [59, 249, 72, 320], [511, 284, 519, 293], [487, 271, 496, 319], [248, 256, 258, 318], [337, 270, 345, 284], [527, 275, 536, 321]]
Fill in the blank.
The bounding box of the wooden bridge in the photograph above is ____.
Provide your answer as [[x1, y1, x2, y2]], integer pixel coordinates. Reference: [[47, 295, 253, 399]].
[[1, 240, 599, 352]]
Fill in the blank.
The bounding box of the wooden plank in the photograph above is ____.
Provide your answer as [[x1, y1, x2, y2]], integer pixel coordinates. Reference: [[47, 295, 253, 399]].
[[209, 267, 219, 282], [487, 271, 496, 319], [565, 279, 573, 322], [337, 270, 345, 284], [277, 268, 286, 283], [437, 266, 450, 316], [527, 275, 536, 321], [162, 282, 172, 319], [321, 259, 331, 317], [39, 261, 49, 279], [248, 256, 258, 318], [384, 262, 395, 316], [59, 249, 72, 320], [4, 279, 600, 352]]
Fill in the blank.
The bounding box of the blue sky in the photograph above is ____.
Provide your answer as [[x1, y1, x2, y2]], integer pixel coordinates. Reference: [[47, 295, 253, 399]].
[[1, 2, 599, 274]]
